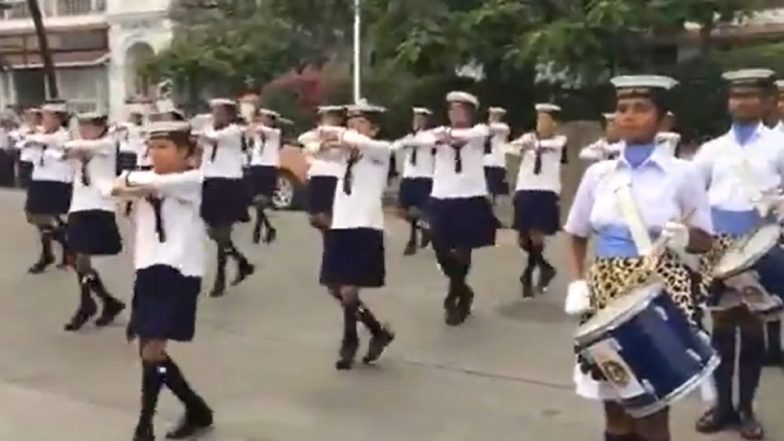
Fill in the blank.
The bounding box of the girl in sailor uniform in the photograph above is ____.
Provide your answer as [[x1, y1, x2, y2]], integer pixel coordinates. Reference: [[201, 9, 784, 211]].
[[198, 99, 255, 297], [299, 105, 346, 231], [508, 103, 567, 298], [392, 107, 435, 256], [61, 112, 125, 332], [483, 106, 510, 204], [315, 102, 395, 370], [116, 107, 146, 173], [425, 91, 498, 326], [248, 108, 282, 244], [13, 107, 42, 189], [24, 101, 73, 274], [112, 121, 213, 441], [564, 75, 713, 441], [579, 113, 622, 162]]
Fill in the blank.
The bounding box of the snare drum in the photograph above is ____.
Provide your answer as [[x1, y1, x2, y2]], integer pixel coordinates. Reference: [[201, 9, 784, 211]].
[[713, 224, 780, 279], [575, 282, 719, 418]]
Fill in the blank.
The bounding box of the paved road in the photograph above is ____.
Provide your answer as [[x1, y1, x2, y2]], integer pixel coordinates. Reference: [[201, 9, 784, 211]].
[[0, 189, 781, 441]]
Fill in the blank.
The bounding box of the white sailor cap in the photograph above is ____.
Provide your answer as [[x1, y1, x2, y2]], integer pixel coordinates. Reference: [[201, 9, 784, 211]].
[[666, 111, 675, 118], [603, 113, 616, 121], [278, 117, 294, 126], [41, 101, 68, 114], [147, 121, 192, 139], [76, 111, 108, 122], [775, 80, 784, 91], [535, 103, 561, 113], [346, 100, 387, 117], [26, 107, 42, 114], [317, 105, 345, 114], [722, 69, 775, 86], [446, 91, 479, 107], [488, 106, 507, 115], [610, 75, 678, 99], [258, 108, 280, 119], [209, 98, 237, 108], [413, 107, 433, 115]]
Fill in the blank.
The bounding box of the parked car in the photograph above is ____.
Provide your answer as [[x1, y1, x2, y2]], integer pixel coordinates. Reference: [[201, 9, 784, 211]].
[[274, 144, 308, 210]]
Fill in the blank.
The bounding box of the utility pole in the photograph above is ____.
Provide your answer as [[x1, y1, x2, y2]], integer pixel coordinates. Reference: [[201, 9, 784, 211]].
[[27, 0, 57, 98]]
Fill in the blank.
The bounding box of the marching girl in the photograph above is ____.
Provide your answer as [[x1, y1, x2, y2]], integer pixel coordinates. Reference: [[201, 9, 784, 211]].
[[425, 91, 498, 326], [483, 106, 511, 206], [508, 103, 567, 298], [61, 112, 125, 332], [315, 102, 395, 370], [579, 113, 621, 162], [392, 107, 435, 256], [13, 107, 42, 189], [199, 99, 255, 297], [247, 108, 281, 244], [24, 101, 73, 274], [112, 121, 213, 441], [564, 75, 713, 441]]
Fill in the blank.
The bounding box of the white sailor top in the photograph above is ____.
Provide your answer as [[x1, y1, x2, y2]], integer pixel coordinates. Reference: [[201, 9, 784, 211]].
[[249, 125, 282, 167], [65, 137, 117, 213], [391, 130, 435, 179], [117, 123, 143, 154], [27, 128, 73, 183], [328, 130, 391, 231], [299, 126, 345, 178], [510, 133, 567, 194], [656, 131, 681, 157], [127, 170, 207, 277], [12, 125, 38, 163], [483, 122, 510, 168], [200, 123, 245, 179], [427, 124, 491, 199]]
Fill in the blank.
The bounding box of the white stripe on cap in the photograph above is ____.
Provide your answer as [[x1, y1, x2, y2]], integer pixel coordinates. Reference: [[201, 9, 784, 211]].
[[209, 98, 237, 107], [722, 69, 775, 83], [446, 91, 479, 107], [610, 75, 678, 90], [535, 103, 561, 113]]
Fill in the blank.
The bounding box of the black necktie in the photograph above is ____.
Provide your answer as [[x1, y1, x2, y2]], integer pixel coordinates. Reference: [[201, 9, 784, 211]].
[[484, 135, 492, 154], [533, 137, 542, 175], [39, 143, 46, 165], [343, 150, 362, 195], [409, 131, 419, 166], [80, 159, 90, 186], [146, 196, 166, 242], [210, 124, 227, 162]]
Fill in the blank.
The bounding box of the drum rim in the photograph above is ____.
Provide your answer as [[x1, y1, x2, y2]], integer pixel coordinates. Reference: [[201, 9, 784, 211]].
[[713, 224, 780, 279], [574, 281, 665, 347]]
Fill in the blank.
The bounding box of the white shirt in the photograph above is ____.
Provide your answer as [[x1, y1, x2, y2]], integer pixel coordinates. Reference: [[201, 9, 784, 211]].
[[483, 122, 510, 168], [510, 133, 567, 193], [299, 127, 346, 178], [13, 125, 39, 162], [127, 170, 207, 277], [28, 128, 73, 183], [656, 131, 681, 156], [117, 123, 144, 154], [428, 124, 490, 199], [66, 137, 117, 212], [579, 138, 621, 161], [692, 124, 784, 213], [200, 123, 245, 179], [391, 131, 435, 179], [328, 130, 391, 230], [249, 125, 282, 167]]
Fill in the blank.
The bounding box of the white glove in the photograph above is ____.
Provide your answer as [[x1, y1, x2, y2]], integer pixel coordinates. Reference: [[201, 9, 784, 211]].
[[565, 279, 591, 316], [661, 221, 689, 251]]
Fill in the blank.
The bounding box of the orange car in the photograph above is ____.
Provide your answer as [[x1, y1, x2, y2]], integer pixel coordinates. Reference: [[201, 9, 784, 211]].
[[273, 143, 309, 210]]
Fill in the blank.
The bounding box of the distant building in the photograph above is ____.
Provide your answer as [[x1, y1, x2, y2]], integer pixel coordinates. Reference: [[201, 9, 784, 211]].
[[0, 0, 172, 119]]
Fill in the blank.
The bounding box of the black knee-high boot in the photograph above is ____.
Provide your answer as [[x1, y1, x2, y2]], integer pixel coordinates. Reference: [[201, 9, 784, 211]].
[[530, 242, 556, 293], [209, 247, 227, 298], [764, 320, 783, 365], [134, 361, 164, 441], [161, 357, 213, 439], [738, 329, 764, 414], [357, 301, 394, 364], [404, 219, 418, 255], [64, 272, 97, 332], [28, 226, 55, 274], [225, 240, 254, 286], [336, 302, 359, 370], [86, 270, 125, 327]]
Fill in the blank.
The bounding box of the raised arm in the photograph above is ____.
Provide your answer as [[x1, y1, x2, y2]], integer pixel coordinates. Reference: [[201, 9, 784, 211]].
[[115, 169, 203, 203], [65, 138, 115, 156], [340, 130, 391, 159]]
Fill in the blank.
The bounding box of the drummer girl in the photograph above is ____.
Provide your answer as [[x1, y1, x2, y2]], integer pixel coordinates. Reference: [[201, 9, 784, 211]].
[[564, 75, 714, 441]]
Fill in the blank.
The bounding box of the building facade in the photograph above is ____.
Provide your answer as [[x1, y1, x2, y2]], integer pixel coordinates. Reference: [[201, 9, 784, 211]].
[[0, 0, 172, 120]]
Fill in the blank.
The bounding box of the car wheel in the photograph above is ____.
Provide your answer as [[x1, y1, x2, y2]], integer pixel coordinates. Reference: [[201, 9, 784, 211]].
[[272, 171, 301, 210]]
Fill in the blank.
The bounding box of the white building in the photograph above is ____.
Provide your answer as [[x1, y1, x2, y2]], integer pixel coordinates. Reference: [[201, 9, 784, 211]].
[[0, 0, 172, 120]]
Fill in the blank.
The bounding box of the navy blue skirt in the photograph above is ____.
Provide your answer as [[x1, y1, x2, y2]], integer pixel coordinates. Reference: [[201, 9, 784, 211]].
[[117, 151, 138, 172], [130, 265, 201, 342], [201, 177, 250, 227], [307, 175, 338, 215], [484, 166, 509, 196], [25, 180, 72, 215], [320, 228, 385, 288], [398, 177, 433, 210], [429, 196, 497, 250], [67, 210, 122, 256], [513, 190, 560, 235], [248, 165, 278, 198]]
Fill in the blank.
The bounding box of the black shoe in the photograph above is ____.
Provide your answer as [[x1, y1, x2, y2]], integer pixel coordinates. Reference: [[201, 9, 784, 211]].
[[231, 261, 255, 286], [95, 298, 126, 327], [133, 422, 155, 441], [695, 407, 740, 434], [335, 337, 359, 370], [403, 241, 417, 256], [209, 278, 226, 298], [443, 289, 462, 326], [363, 328, 395, 364], [457, 285, 475, 321], [165, 402, 213, 439], [263, 227, 277, 244], [739, 410, 764, 440], [537, 265, 557, 294], [28, 255, 54, 274], [64, 301, 98, 332], [521, 272, 534, 299]]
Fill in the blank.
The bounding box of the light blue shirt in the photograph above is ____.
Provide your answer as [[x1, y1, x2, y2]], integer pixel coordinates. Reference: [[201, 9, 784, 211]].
[[564, 143, 713, 259]]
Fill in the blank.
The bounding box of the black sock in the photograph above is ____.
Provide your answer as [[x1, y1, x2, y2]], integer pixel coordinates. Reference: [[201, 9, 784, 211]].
[[38, 226, 53, 260], [138, 361, 164, 429], [357, 301, 383, 335], [259, 207, 272, 230], [252, 206, 264, 234], [407, 219, 417, 245], [85, 270, 114, 302], [75, 272, 95, 311], [215, 248, 227, 284], [766, 320, 782, 357], [161, 357, 206, 409], [225, 240, 248, 265], [342, 302, 359, 343], [739, 328, 764, 413], [712, 326, 736, 413]]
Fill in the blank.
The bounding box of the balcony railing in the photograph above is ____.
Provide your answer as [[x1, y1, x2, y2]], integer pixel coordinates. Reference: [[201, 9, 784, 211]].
[[2, 0, 105, 19]]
